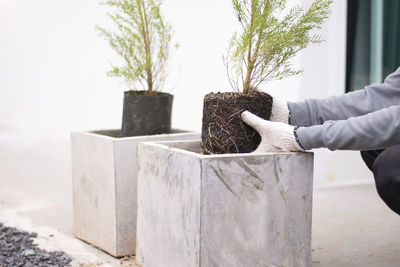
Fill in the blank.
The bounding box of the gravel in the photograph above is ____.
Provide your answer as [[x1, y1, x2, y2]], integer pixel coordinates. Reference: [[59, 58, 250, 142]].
[[0, 222, 72, 267]]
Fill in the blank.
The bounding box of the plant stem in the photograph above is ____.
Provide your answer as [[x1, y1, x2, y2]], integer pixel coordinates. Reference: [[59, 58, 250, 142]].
[[139, 0, 153, 94], [243, 0, 269, 94], [251, 1, 268, 64], [243, 2, 255, 94]]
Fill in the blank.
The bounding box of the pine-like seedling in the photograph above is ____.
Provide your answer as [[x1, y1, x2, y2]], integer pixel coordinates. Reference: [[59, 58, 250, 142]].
[[96, 0, 174, 95], [224, 0, 333, 94]]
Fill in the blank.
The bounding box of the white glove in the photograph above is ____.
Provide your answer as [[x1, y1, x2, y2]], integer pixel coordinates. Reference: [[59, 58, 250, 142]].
[[241, 111, 305, 153], [252, 86, 289, 123], [270, 98, 290, 123]]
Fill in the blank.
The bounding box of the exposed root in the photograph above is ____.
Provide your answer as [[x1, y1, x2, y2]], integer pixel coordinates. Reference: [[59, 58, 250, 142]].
[[201, 91, 273, 154]]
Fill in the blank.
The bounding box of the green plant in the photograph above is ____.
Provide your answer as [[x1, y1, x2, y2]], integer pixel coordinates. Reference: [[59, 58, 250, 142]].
[[96, 0, 174, 95], [224, 0, 332, 94]]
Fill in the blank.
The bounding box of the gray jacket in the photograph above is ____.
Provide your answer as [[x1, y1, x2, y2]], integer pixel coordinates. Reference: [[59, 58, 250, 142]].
[[288, 67, 400, 151]]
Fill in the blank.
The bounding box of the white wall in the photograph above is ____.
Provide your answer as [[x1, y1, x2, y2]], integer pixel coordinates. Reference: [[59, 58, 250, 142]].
[[300, 0, 373, 186], [0, 0, 302, 136], [301, 0, 348, 99], [0, 0, 373, 185], [0, 0, 121, 136]]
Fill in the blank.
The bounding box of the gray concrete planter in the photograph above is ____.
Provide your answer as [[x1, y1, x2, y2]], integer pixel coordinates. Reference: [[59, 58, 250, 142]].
[[70, 130, 199, 257], [136, 140, 314, 267]]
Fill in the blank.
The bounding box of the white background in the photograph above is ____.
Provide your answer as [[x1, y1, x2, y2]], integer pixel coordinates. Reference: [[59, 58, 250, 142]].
[[0, 0, 373, 185]]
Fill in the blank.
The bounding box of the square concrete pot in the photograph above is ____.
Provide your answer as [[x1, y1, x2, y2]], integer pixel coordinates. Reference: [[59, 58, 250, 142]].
[[71, 130, 199, 257], [136, 140, 314, 267]]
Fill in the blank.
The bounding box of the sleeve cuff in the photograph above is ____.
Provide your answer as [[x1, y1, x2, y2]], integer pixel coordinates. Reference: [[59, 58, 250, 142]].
[[287, 101, 312, 127], [296, 125, 325, 150]]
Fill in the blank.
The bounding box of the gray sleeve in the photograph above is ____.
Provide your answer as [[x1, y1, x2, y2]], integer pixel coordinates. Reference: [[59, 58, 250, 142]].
[[297, 105, 400, 151], [288, 67, 400, 127]]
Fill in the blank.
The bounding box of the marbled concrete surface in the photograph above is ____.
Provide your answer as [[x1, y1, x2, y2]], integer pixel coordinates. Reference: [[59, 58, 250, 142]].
[[71, 130, 199, 257], [136, 140, 314, 267]]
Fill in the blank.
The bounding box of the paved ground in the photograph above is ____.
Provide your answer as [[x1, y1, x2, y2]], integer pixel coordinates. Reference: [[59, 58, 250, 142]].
[[312, 185, 400, 266], [0, 130, 130, 266], [1, 129, 400, 266]]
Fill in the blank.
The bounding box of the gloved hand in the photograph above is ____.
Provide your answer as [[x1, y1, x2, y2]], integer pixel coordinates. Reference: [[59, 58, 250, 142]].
[[270, 98, 290, 123], [241, 111, 305, 153]]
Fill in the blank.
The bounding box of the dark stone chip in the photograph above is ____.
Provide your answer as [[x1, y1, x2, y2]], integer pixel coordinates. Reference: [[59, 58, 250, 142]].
[[0, 223, 72, 266]]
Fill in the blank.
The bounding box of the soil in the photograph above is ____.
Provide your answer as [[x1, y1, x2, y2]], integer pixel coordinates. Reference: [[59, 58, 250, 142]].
[[121, 90, 173, 137], [0, 223, 72, 267], [201, 91, 273, 154]]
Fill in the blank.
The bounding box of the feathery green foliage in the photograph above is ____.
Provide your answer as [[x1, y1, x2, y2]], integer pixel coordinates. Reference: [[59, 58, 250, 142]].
[[224, 0, 332, 94], [96, 0, 174, 95]]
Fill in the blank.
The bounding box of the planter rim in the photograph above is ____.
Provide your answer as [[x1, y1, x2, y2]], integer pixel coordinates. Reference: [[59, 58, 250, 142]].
[[71, 129, 197, 142], [124, 90, 173, 97], [139, 140, 313, 159]]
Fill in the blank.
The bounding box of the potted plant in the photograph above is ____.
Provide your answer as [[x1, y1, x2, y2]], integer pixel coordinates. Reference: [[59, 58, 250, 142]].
[[202, 0, 332, 154], [71, 0, 198, 257], [96, 0, 177, 137], [136, 0, 331, 266]]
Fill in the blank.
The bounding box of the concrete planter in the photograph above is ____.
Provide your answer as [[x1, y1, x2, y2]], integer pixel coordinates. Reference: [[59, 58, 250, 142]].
[[71, 130, 199, 257], [136, 140, 314, 267]]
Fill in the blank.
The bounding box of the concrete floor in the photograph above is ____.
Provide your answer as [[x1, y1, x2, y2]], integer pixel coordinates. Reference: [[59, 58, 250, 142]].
[[312, 185, 400, 266], [1, 130, 400, 266]]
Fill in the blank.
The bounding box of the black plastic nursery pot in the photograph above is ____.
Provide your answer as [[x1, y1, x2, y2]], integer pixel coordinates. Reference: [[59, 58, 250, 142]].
[[201, 91, 273, 154], [120, 91, 173, 137]]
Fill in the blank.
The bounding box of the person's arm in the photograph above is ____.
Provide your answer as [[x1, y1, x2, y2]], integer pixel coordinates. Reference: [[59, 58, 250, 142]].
[[289, 67, 400, 127], [298, 105, 400, 151]]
